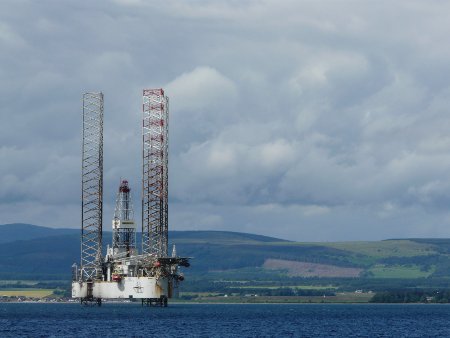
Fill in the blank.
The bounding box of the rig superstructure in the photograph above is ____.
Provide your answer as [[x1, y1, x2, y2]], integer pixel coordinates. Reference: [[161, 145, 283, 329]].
[[72, 90, 189, 306], [112, 179, 137, 257]]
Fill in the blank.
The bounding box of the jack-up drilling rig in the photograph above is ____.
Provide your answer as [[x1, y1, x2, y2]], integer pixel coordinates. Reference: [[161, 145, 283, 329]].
[[72, 90, 189, 306]]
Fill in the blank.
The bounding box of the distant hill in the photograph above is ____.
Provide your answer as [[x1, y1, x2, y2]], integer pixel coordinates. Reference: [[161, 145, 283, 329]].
[[0, 224, 287, 245], [0, 223, 77, 243], [1, 223, 450, 288], [0, 224, 290, 279], [169, 230, 289, 244]]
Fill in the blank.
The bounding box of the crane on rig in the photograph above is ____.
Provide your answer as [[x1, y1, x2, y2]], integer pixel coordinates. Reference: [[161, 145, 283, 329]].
[[72, 89, 189, 306]]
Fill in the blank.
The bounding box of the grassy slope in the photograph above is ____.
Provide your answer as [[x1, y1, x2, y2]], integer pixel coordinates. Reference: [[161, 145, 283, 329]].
[[319, 240, 437, 258], [368, 264, 433, 278], [0, 289, 54, 298], [0, 223, 449, 283], [178, 237, 447, 284]]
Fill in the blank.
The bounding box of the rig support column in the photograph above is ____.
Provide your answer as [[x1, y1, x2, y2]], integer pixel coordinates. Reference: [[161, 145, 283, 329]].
[[142, 89, 169, 257], [81, 92, 104, 282]]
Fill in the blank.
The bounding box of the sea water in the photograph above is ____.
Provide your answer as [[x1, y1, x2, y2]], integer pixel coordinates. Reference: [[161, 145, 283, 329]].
[[1, 303, 449, 337]]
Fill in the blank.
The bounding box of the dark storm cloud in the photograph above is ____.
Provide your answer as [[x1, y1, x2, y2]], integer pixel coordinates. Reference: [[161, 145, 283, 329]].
[[1, 0, 450, 240]]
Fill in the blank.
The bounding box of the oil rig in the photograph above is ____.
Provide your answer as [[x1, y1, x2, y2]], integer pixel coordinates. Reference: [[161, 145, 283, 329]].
[[72, 89, 189, 306]]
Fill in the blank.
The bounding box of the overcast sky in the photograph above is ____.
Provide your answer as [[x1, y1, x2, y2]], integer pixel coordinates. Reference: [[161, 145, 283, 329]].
[[2, 0, 450, 241]]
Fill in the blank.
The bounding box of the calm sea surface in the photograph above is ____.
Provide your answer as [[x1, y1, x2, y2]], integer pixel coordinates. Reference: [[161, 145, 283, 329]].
[[1, 303, 450, 337]]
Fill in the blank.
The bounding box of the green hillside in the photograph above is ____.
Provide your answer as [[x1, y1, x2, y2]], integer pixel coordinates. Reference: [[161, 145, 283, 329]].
[[1, 224, 450, 295]]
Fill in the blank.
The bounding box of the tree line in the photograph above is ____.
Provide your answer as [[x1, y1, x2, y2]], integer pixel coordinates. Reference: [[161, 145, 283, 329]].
[[370, 290, 450, 303]]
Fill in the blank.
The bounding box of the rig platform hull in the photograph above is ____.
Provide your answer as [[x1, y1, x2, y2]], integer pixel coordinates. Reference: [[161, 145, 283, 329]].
[[72, 277, 177, 300]]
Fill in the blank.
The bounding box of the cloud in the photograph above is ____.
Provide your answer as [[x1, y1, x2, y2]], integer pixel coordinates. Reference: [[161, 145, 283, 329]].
[[166, 66, 239, 151], [0, 22, 26, 48], [166, 66, 237, 112], [2, 0, 450, 241]]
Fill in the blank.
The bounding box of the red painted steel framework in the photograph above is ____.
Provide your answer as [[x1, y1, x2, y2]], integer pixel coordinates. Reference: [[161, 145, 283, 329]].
[[142, 89, 169, 257]]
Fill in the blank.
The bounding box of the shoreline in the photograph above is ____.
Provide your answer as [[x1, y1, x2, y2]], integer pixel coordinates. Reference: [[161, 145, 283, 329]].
[[1, 301, 448, 305]]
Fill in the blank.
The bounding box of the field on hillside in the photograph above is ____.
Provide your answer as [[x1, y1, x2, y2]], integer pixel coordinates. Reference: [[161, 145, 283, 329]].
[[368, 264, 433, 278], [263, 259, 362, 277], [320, 240, 437, 258], [0, 289, 54, 298]]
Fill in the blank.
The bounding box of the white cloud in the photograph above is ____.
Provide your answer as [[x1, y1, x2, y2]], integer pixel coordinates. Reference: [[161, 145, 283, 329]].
[[166, 66, 237, 112]]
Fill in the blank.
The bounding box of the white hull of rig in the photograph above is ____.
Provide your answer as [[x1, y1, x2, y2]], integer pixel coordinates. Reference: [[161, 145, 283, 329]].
[[71, 276, 178, 300]]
